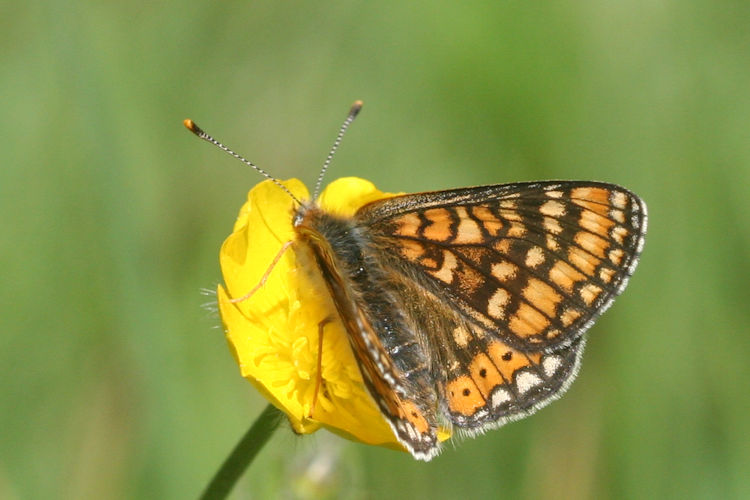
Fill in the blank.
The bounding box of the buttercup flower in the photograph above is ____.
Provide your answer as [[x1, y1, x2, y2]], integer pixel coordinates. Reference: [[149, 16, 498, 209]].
[[217, 177, 410, 450]]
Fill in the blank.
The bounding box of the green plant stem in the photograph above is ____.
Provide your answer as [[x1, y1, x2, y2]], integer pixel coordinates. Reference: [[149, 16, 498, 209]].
[[199, 404, 282, 500]]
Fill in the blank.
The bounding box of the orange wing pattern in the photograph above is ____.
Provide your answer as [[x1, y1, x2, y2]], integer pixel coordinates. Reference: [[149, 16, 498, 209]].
[[362, 181, 646, 352]]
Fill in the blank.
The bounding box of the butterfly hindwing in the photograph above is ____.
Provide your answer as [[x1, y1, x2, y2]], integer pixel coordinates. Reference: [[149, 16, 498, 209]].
[[380, 274, 585, 431], [438, 323, 585, 430]]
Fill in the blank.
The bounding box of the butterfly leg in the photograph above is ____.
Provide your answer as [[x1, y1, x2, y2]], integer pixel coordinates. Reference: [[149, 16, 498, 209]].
[[230, 240, 294, 303], [309, 316, 333, 418]]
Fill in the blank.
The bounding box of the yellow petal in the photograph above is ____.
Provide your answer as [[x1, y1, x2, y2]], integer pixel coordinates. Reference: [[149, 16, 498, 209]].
[[317, 177, 399, 216]]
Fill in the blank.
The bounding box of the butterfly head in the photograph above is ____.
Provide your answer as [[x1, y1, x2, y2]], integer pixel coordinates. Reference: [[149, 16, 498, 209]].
[[292, 200, 317, 229]]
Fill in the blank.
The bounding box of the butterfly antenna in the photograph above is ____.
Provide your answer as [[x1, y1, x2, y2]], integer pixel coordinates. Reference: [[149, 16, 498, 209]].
[[183, 119, 302, 205], [312, 100, 363, 199]]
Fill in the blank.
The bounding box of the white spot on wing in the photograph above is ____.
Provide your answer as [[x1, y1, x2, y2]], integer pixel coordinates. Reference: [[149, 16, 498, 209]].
[[542, 355, 563, 377], [540, 200, 566, 217], [515, 371, 543, 395], [611, 191, 628, 209], [491, 388, 512, 408], [524, 246, 545, 268], [406, 424, 417, 441]]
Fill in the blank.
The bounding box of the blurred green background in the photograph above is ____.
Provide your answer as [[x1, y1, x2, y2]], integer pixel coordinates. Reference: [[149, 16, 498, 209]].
[[2, 1, 749, 498]]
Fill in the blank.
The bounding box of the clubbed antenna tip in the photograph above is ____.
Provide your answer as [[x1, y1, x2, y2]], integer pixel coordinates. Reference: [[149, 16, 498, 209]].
[[349, 100, 364, 118], [183, 119, 210, 139]]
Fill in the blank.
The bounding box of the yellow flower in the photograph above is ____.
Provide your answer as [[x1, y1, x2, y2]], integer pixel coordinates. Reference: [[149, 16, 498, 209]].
[[217, 177, 406, 450]]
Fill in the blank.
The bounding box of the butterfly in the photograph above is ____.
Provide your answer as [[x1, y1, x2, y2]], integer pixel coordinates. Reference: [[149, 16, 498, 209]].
[[186, 101, 647, 460]]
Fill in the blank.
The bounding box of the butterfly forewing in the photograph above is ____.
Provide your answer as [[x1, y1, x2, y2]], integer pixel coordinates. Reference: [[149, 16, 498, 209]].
[[359, 181, 647, 352]]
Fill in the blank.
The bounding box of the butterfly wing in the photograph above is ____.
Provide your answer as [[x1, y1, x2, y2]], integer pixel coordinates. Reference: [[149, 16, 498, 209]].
[[358, 181, 647, 352]]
